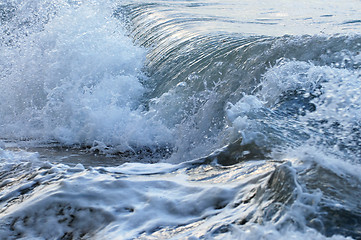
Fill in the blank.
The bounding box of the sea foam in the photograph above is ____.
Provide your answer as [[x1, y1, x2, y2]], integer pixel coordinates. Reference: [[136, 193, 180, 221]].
[[0, 1, 173, 152]]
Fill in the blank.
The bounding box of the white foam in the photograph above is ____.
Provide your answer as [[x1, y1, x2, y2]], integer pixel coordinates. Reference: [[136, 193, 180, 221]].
[[0, 148, 41, 168], [0, 148, 353, 240], [281, 145, 361, 182], [258, 59, 361, 126], [0, 157, 237, 239], [0, 1, 173, 152], [211, 223, 352, 240], [226, 94, 268, 145], [226, 57, 361, 157]]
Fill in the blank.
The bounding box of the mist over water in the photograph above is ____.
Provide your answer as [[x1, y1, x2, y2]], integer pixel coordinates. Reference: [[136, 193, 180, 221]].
[[0, 0, 361, 239]]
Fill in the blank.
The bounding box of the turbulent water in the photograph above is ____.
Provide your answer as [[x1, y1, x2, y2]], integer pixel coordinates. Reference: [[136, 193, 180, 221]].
[[0, 0, 361, 239]]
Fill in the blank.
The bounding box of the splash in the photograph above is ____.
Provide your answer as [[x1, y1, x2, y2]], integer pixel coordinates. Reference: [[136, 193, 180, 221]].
[[0, 1, 173, 153]]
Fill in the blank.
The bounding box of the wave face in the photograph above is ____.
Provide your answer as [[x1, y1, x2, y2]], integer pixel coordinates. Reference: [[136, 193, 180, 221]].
[[1, 0, 361, 239]]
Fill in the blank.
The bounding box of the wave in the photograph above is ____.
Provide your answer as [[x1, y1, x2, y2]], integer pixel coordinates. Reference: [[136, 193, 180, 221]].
[[1, 147, 361, 239], [0, 1, 173, 154], [1, 1, 360, 163], [1, 1, 361, 239]]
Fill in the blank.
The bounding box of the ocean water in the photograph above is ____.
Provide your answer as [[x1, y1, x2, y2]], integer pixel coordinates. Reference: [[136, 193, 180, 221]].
[[0, 0, 361, 239]]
